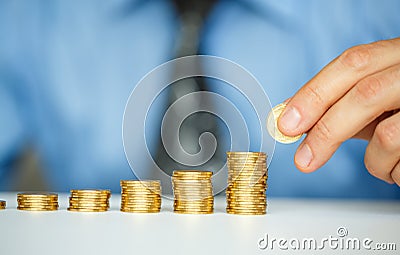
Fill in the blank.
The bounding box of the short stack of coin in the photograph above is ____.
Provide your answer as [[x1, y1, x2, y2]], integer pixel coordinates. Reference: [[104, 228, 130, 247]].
[[0, 200, 6, 210], [120, 180, 161, 213], [17, 193, 59, 211], [68, 190, 111, 212], [172, 170, 214, 214], [226, 152, 268, 215]]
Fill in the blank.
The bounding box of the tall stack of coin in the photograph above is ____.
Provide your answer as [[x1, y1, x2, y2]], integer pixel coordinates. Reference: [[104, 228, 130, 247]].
[[226, 152, 268, 215], [172, 170, 213, 214], [0, 200, 6, 210], [17, 193, 59, 211], [68, 190, 111, 212], [120, 180, 161, 213]]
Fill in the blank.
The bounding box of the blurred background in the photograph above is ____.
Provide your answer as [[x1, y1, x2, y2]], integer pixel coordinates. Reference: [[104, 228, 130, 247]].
[[0, 0, 399, 198]]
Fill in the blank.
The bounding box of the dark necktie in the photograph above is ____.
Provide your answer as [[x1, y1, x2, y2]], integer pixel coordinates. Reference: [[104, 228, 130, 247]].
[[152, 0, 224, 193]]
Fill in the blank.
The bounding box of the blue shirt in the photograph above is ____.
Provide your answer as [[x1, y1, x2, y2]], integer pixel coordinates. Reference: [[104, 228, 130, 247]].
[[0, 0, 399, 198]]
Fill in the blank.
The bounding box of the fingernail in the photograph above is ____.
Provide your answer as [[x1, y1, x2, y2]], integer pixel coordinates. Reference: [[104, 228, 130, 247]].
[[295, 143, 313, 169], [279, 106, 301, 133]]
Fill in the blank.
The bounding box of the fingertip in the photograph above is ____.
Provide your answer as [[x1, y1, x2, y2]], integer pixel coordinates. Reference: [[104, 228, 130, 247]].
[[294, 143, 315, 173], [383, 176, 395, 184]]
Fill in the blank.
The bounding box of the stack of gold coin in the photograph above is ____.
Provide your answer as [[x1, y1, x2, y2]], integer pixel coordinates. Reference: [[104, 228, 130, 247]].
[[0, 200, 6, 210], [68, 190, 111, 212], [17, 193, 59, 211], [226, 152, 268, 215], [172, 170, 213, 214], [120, 180, 161, 213]]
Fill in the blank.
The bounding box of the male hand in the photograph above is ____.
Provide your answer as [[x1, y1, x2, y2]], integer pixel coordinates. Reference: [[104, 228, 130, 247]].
[[278, 38, 400, 185]]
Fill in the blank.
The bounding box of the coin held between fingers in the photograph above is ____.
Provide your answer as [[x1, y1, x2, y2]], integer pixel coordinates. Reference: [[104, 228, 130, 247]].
[[267, 103, 304, 144]]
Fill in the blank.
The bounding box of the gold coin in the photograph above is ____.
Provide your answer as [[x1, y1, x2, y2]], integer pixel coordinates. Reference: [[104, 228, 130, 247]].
[[70, 189, 110, 195], [120, 180, 161, 191], [227, 151, 266, 156], [174, 211, 213, 214], [121, 209, 160, 213], [226, 209, 266, 215], [17, 205, 59, 209], [17, 207, 58, 211], [227, 183, 267, 189], [18, 202, 59, 206], [228, 174, 267, 179], [18, 197, 58, 201], [226, 205, 266, 209], [121, 201, 160, 204], [69, 207, 109, 210], [121, 189, 160, 194], [173, 187, 212, 191], [228, 175, 267, 180], [228, 162, 266, 166], [267, 103, 303, 144], [122, 206, 161, 209], [174, 204, 213, 209], [228, 158, 266, 162], [67, 208, 108, 212], [172, 178, 212, 182], [121, 195, 161, 200], [174, 207, 213, 212], [121, 186, 160, 190], [18, 192, 58, 197], [121, 204, 161, 207], [121, 204, 161, 208], [0, 200, 6, 209], [174, 199, 213, 203], [69, 195, 110, 199], [172, 170, 212, 178], [121, 184, 161, 187], [69, 202, 108, 206], [121, 195, 161, 199], [122, 188, 160, 193], [69, 196, 109, 201], [121, 188, 160, 192], [121, 202, 161, 205], [228, 159, 265, 162]]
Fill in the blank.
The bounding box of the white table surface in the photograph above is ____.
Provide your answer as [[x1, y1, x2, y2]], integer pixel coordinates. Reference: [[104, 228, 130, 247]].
[[0, 193, 399, 255]]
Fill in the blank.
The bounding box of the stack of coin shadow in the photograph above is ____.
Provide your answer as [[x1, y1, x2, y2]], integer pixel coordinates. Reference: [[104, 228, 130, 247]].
[[0, 200, 5, 210], [17, 193, 59, 211], [120, 180, 161, 213], [226, 152, 268, 215], [68, 190, 111, 212], [172, 170, 214, 214]]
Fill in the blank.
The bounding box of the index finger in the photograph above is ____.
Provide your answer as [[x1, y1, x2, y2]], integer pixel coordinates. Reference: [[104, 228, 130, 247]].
[[278, 38, 400, 136]]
